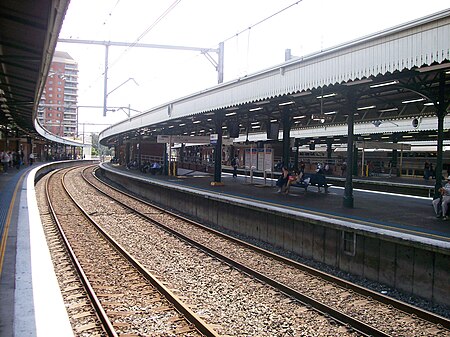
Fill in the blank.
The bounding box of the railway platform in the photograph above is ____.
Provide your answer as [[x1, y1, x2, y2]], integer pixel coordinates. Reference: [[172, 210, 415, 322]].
[[100, 162, 450, 307], [106, 163, 450, 242], [0, 163, 76, 337]]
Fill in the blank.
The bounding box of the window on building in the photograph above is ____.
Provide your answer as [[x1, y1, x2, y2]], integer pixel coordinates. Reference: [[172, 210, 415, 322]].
[[57, 88, 62, 92], [48, 87, 53, 91], [49, 93, 53, 97]]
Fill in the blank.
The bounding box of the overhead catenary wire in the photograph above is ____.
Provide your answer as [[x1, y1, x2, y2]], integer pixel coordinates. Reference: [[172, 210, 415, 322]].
[[222, 1, 302, 43], [142, 0, 303, 82], [80, 0, 182, 95], [108, 0, 182, 69], [78, 0, 302, 112], [103, 0, 121, 26]]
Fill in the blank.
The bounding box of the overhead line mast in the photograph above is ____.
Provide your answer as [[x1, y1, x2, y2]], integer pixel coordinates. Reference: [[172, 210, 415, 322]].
[[57, 38, 225, 116]]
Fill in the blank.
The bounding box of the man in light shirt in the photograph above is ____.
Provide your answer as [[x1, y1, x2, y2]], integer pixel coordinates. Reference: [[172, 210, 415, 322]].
[[432, 177, 450, 220]]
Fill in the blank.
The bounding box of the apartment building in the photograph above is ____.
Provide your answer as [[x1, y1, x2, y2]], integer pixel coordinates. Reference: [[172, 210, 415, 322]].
[[38, 51, 78, 137]]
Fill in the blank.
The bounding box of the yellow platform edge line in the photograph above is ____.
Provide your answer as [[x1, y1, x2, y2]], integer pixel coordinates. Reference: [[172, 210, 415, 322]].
[[0, 175, 25, 277]]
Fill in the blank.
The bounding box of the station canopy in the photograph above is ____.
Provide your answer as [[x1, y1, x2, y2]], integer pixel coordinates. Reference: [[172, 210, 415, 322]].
[[0, 0, 69, 139], [100, 9, 450, 148]]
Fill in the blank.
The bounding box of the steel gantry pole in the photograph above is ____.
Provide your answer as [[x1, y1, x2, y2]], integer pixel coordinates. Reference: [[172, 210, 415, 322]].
[[103, 44, 109, 116], [281, 108, 292, 169], [217, 42, 224, 84], [212, 113, 224, 186], [57, 38, 224, 116]]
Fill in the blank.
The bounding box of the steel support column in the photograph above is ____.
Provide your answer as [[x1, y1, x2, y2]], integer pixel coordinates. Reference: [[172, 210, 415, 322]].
[[391, 134, 399, 176], [343, 94, 357, 208], [213, 114, 224, 184], [125, 142, 130, 165], [434, 73, 447, 198], [137, 135, 142, 168], [294, 138, 300, 171], [281, 108, 292, 168], [326, 139, 333, 160]]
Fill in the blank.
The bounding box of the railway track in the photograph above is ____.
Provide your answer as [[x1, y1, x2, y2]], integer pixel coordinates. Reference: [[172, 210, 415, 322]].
[[74, 164, 450, 336], [36, 172, 107, 336], [36, 163, 450, 336], [40, 167, 217, 336], [64, 165, 366, 336]]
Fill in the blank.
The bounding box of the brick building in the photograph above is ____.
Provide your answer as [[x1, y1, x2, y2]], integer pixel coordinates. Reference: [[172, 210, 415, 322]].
[[38, 51, 78, 137]]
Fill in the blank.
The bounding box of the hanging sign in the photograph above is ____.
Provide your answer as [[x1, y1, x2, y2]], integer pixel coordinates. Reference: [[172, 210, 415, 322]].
[[210, 134, 218, 145], [157, 135, 210, 144]]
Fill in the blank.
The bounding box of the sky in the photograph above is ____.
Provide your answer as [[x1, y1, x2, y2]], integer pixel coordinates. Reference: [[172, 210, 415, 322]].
[[57, 0, 449, 135]]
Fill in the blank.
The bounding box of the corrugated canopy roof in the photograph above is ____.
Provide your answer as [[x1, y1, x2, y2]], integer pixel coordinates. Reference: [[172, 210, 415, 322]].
[[0, 0, 69, 137], [100, 9, 450, 147]]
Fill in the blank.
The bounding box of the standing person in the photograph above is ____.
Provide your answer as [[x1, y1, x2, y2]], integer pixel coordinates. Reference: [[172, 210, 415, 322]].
[[341, 161, 347, 177], [429, 163, 435, 179], [29, 152, 34, 165], [424, 161, 430, 180], [299, 161, 305, 174], [1, 150, 7, 173], [6, 151, 12, 169], [2, 151, 10, 173], [12, 151, 19, 169], [324, 163, 330, 174], [231, 154, 239, 178], [433, 177, 450, 220]]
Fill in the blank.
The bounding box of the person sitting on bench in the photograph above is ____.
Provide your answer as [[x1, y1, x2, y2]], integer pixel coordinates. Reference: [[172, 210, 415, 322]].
[[276, 166, 290, 193], [432, 176, 450, 220], [286, 170, 310, 193]]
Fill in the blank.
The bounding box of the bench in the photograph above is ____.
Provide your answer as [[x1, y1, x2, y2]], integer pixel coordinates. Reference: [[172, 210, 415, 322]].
[[288, 173, 329, 193]]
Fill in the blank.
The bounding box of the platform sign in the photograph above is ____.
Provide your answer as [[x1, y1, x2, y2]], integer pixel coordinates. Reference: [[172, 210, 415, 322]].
[[157, 135, 171, 143], [255, 148, 273, 171], [244, 148, 273, 171], [222, 137, 234, 146], [244, 148, 257, 169], [263, 148, 274, 172], [210, 134, 218, 145], [356, 141, 411, 150], [257, 149, 265, 170], [157, 135, 210, 144]]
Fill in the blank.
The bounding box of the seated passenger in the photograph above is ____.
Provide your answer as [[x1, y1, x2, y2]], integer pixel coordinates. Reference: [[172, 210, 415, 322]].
[[276, 166, 290, 193], [140, 161, 151, 173], [150, 162, 162, 175], [286, 171, 310, 193], [432, 177, 450, 220], [126, 160, 138, 170]]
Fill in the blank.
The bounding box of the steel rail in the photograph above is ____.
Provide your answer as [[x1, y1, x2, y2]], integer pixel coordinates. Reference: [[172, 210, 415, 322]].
[[63, 166, 220, 337], [89, 165, 450, 329], [83, 166, 392, 337], [91, 165, 450, 329], [45, 168, 118, 337]]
